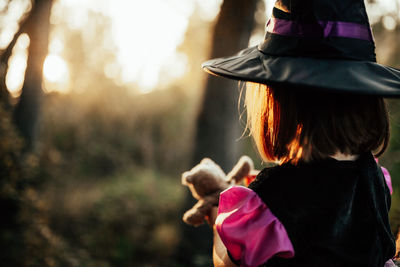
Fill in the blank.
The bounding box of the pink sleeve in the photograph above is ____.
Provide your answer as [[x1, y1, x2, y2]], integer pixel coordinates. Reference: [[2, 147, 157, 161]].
[[381, 166, 393, 195], [385, 259, 397, 267], [375, 158, 393, 195], [215, 186, 294, 267]]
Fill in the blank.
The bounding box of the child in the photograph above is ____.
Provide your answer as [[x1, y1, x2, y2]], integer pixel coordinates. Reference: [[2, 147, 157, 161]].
[[200, 0, 400, 266]]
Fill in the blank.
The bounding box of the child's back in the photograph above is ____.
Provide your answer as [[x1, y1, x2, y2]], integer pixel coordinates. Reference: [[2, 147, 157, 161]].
[[249, 152, 394, 266]]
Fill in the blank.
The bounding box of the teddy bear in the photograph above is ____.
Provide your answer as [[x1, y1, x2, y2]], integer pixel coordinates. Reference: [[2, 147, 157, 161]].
[[181, 155, 255, 226]]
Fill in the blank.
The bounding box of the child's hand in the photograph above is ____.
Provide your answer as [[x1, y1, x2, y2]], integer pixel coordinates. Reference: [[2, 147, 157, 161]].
[[244, 173, 258, 186], [205, 206, 219, 227]]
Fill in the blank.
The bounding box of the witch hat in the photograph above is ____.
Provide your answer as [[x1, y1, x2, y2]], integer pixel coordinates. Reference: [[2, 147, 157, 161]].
[[202, 0, 400, 96]]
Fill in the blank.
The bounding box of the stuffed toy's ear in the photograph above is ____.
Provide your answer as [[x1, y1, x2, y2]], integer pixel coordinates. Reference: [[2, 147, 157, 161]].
[[200, 158, 214, 165], [181, 171, 193, 185], [226, 155, 254, 184]]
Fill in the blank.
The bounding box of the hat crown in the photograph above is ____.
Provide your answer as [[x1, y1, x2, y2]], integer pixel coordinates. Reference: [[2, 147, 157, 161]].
[[274, 0, 370, 24], [258, 0, 376, 62]]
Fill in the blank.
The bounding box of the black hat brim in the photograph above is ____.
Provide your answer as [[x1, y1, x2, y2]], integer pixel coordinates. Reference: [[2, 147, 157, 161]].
[[202, 46, 400, 97]]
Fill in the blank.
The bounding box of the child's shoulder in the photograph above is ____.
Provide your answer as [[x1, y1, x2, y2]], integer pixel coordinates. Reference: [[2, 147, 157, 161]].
[[248, 158, 335, 191], [247, 155, 376, 215], [249, 153, 373, 191]]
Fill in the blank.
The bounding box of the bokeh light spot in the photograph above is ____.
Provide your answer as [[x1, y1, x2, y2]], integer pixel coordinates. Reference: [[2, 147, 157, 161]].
[[383, 16, 397, 31], [43, 54, 69, 84]]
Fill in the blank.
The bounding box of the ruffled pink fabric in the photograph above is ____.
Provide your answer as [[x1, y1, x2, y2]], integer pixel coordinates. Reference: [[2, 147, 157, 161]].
[[380, 165, 395, 265], [381, 166, 393, 195], [215, 186, 294, 267], [385, 259, 397, 267], [375, 158, 393, 195]]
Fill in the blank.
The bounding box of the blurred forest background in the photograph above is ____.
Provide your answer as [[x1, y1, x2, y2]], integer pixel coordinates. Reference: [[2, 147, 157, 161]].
[[0, 0, 399, 266]]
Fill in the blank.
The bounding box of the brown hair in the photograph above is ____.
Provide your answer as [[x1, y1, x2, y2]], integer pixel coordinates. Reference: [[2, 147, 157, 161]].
[[244, 82, 390, 164]]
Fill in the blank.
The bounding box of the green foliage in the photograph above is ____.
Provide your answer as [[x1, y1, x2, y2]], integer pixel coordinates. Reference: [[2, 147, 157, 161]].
[[39, 87, 195, 179], [0, 104, 58, 266], [0, 83, 197, 266], [26, 87, 195, 266], [43, 167, 184, 266], [0, 104, 25, 264]]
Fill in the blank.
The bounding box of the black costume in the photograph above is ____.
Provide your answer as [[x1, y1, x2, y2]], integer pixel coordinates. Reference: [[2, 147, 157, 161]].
[[248, 153, 395, 267]]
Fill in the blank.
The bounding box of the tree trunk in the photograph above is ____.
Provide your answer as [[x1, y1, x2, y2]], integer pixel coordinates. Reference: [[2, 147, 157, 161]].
[[194, 0, 258, 170], [0, 62, 10, 109], [177, 0, 259, 265], [14, 0, 52, 151]]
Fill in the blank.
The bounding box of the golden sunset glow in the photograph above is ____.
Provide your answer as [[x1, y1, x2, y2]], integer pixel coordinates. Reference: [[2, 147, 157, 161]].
[[5, 33, 29, 97], [42, 53, 70, 93], [0, 0, 31, 49], [43, 54, 68, 83], [1, 0, 395, 96], [49, 0, 222, 92]]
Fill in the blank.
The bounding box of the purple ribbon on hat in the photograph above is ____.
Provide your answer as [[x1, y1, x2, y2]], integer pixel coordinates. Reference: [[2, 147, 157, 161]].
[[266, 17, 373, 42]]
